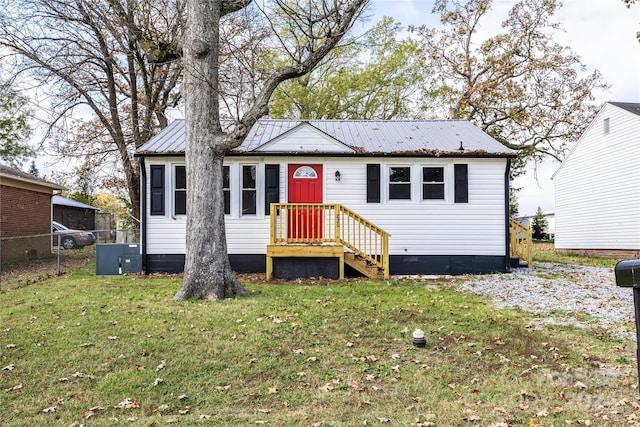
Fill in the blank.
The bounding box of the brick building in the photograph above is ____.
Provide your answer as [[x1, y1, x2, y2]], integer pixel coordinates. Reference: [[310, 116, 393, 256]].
[[0, 165, 65, 264]]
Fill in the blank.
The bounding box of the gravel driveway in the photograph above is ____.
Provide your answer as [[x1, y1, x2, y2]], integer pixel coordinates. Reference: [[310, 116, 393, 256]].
[[456, 262, 637, 340]]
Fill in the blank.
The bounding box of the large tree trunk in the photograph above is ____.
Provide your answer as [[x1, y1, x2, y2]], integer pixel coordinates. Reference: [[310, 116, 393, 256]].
[[176, 0, 246, 300]]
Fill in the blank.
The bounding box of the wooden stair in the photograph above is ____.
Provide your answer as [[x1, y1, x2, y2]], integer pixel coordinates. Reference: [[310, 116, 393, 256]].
[[344, 252, 385, 279]]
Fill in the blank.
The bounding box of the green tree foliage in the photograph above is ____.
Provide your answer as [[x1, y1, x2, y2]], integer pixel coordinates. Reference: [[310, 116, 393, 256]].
[[0, 81, 31, 166], [270, 17, 431, 119], [412, 0, 608, 178], [531, 206, 548, 240]]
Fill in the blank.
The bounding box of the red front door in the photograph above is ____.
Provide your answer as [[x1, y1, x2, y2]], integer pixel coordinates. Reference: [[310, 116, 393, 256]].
[[288, 164, 323, 240]]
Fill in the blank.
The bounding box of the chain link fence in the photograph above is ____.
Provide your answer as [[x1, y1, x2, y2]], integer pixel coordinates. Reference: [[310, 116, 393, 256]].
[[0, 229, 140, 291]]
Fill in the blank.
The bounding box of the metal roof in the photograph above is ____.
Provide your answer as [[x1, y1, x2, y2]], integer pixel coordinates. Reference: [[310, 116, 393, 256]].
[[53, 195, 99, 210], [137, 119, 516, 157], [609, 102, 640, 116]]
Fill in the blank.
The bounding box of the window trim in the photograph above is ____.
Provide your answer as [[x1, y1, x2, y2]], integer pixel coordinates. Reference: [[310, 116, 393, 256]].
[[173, 164, 187, 216], [422, 166, 446, 200], [387, 165, 412, 201], [241, 163, 258, 216], [223, 165, 230, 215]]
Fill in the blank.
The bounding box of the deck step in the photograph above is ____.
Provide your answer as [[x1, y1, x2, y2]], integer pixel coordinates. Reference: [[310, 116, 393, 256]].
[[344, 252, 384, 279]]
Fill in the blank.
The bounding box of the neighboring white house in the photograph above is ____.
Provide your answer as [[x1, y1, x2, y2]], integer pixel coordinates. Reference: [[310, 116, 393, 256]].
[[554, 102, 640, 257], [136, 119, 517, 278]]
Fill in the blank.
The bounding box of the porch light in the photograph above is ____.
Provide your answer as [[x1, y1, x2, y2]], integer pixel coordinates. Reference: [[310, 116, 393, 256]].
[[335, 170, 341, 181]]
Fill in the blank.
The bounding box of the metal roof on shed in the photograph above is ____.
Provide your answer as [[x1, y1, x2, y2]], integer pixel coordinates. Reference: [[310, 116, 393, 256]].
[[53, 195, 99, 210], [137, 119, 516, 157]]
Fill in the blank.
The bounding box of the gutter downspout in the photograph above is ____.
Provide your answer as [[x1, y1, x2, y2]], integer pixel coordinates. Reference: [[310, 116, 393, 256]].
[[140, 157, 148, 275], [504, 158, 511, 272]]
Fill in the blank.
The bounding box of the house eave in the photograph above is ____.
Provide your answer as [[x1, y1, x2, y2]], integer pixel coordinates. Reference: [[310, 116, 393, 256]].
[[136, 151, 516, 159]]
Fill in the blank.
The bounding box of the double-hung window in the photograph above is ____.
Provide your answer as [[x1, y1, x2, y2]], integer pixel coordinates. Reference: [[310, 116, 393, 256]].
[[174, 165, 187, 215], [223, 166, 230, 215], [422, 167, 445, 200], [242, 165, 257, 215], [388, 166, 411, 200]]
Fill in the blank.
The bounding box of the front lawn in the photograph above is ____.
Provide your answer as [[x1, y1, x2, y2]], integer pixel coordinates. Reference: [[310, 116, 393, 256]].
[[1, 266, 638, 426]]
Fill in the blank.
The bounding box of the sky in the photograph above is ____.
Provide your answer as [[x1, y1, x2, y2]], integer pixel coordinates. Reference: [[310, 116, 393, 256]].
[[371, 0, 640, 216]]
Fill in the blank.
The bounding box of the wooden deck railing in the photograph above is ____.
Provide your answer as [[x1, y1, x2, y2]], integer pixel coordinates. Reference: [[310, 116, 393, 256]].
[[269, 203, 390, 278], [509, 217, 532, 266]]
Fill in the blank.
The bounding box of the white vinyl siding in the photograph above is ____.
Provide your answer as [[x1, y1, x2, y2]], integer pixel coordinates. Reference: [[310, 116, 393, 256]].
[[555, 104, 640, 250], [144, 156, 508, 256], [256, 125, 354, 153]]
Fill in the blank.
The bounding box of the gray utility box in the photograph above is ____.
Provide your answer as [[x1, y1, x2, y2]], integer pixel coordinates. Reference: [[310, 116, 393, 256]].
[[96, 244, 141, 276]]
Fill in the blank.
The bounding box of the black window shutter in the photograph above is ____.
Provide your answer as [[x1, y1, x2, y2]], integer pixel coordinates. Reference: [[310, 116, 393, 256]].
[[367, 164, 381, 203], [264, 164, 280, 215], [150, 165, 165, 215], [454, 164, 468, 203]]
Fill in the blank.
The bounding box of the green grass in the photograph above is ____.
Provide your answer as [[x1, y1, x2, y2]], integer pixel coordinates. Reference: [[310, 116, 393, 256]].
[[1, 265, 639, 426], [532, 243, 620, 268]]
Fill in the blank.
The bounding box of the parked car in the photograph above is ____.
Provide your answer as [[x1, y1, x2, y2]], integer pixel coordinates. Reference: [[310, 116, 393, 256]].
[[52, 221, 96, 249]]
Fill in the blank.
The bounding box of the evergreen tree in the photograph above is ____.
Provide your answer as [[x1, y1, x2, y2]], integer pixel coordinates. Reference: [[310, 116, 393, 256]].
[[531, 206, 548, 240]]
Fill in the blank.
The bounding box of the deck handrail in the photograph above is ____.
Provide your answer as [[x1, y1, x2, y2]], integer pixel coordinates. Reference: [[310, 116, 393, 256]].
[[509, 217, 532, 266], [269, 203, 390, 278]]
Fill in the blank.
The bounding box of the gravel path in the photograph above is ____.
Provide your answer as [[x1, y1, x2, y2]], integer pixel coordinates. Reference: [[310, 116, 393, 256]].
[[456, 262, 637, 340]]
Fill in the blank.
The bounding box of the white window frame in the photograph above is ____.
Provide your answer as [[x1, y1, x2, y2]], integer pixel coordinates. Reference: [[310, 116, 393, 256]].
[[386, 164, 412, 202], [173, 163, 187, 216], [240, 163, 259, 217], [421, 164, 448, 203]]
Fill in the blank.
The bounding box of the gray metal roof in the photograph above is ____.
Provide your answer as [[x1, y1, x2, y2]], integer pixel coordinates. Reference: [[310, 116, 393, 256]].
[[137, 119, 516, 157], [53, 195, 99, 210], [609, 102, 640, 116]]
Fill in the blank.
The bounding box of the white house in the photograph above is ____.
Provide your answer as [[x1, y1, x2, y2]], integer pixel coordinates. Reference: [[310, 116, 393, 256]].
[[136, 119, 517, 278], [554, 102, 640, 257]]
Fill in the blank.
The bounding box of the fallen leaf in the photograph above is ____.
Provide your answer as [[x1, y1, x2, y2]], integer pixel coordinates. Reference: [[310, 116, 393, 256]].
[[2, 383, 22, 392], [2, 364, 15, 371], [82, 409, 95, 419], [294, 349, 305, 355], [318, 383, 334, 392], [575, 381, 587, 389], [153, 378, 163, 386], [108, 336, 118, 340], [156, 360, 166, 371], [258, 408, 271, 414], [178, 394, 188, 400], [376, 417, 390, 423], [268, 387, 278, 394], [42, 406, 56, 413], [6, 344, 16, 349]]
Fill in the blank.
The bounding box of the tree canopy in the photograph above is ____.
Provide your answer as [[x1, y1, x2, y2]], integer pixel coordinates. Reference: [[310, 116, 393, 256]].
[[411, 0, 608, 177], [269, 17, 431, 120], [0, 80, 31, 166], [0, 0, 185, 216]]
